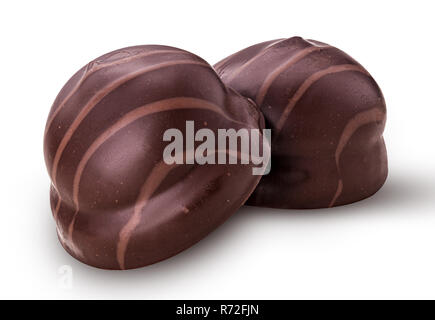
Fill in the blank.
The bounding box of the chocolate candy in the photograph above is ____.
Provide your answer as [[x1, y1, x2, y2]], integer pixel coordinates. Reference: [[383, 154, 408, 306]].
[[214, 37, 388, 209], [44, 45, 265, 269]]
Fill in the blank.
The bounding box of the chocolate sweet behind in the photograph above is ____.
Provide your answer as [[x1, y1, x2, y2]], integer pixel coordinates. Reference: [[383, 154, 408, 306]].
[[44, 45, 265, 269], [214, 37, 388, 209]]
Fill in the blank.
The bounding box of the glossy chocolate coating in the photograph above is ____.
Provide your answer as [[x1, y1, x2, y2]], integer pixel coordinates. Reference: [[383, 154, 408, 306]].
[[214, 37, 388, 209], [44, 45, 264, 269]]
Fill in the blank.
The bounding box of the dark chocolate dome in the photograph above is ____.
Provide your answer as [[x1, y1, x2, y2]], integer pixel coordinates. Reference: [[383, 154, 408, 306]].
[[214, 37, 388, 209], [44, 45, 265, 269]]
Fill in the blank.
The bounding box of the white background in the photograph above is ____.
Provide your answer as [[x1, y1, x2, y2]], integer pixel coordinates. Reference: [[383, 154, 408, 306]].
[[1, 0, 434, 299]]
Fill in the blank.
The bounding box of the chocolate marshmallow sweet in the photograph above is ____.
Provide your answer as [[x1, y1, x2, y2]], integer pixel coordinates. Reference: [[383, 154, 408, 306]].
[[44, 45, 266, 269], [214, 37, 388, 209]]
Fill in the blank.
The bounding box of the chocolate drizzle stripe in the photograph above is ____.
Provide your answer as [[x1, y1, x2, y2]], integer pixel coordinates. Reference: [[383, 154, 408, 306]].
[[53, 197, 61, 220], [67, 97, 249, 246], [44, 49, 180, 138], [116, 160, 177, 269], [329, 179, 343, 208], [214, 39, 284, 75], [213, 51, 239, 71], [50, 60, 209, 185], [329, 108, 385, 207], [275, 64, 369, 136], [255, 46, 329, 106], [224, 39, 284, 82]]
